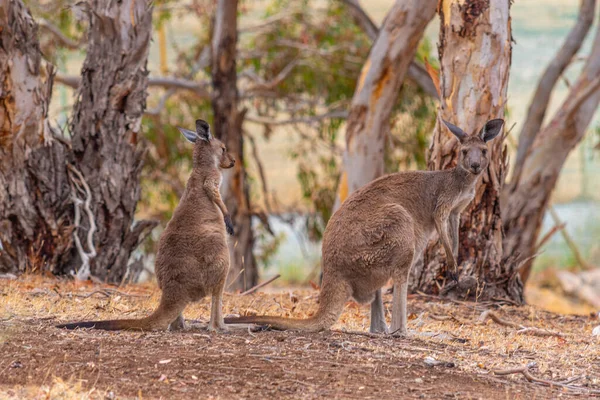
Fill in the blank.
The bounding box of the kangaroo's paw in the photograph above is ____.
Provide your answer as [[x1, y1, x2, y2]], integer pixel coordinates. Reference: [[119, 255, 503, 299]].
[[390, 328, 409, 338], [207, 321, 229, 333], [369, 320, 389, 334]]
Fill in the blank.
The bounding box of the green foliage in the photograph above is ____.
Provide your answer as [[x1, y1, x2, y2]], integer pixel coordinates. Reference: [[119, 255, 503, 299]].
[[247, 0, 437, 240], [255, 225, 286, 270], [241, 0, 370, 116], [295, 154, 340, 242]]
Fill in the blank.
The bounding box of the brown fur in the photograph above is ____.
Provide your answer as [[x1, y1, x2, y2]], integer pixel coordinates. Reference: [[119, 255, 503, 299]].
[[225, 119, 504, 335], [57, 119, 235, 332]]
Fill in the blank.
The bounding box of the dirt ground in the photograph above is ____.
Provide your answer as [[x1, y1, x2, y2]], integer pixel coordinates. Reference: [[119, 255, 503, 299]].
[[1, 276, 599, 399]]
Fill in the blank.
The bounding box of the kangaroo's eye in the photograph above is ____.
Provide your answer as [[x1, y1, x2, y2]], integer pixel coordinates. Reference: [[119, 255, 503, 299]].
[[462, 150, 468, 156], [482, 149, 488, 156], [222, 148, 225, 154]]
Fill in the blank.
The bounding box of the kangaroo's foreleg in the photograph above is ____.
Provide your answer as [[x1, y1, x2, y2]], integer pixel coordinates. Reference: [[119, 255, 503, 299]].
[[369, 289, 389, 334], [435, 212, 458, 281], [449, 211, 460, 258], [204, 176, 234, 235]]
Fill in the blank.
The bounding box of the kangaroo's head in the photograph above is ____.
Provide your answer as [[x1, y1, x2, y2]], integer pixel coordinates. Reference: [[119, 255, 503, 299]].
[[177, 119, 235, 169], [442, 118, 504, 175]]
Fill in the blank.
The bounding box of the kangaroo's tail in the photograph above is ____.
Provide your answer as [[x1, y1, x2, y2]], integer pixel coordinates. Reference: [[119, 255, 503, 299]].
[[225, 278, 350, 332], [56, 295, 186, 331]]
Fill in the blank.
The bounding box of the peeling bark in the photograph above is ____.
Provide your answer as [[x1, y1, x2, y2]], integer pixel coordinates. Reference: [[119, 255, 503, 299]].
[[212, 0, 257, 291], [411, 0, 516, 301], [0, 0, 72, 274], [503, 8, 600, 283], [66, 0, 157, 282], [334, 0, 437, 208], [341, 0, 438, 98]]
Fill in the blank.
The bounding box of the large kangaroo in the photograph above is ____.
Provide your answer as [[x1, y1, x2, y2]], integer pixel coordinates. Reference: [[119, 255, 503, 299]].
[[226, 118, 504, 335], [57, 119, 235, 332]]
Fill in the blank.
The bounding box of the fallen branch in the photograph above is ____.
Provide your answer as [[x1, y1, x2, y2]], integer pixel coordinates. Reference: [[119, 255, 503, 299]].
[[477, 310, 565, 338], [493, 363, 600, 394], [69, 289, 149, 299], [239, 274, 281, 296]]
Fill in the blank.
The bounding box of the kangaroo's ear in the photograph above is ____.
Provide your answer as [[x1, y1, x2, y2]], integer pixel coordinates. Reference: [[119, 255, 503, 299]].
[[196, 119, 212, 142], [442, 119, 468, 143], [479, 119, 504, 142], [177, 127, 198, 143]]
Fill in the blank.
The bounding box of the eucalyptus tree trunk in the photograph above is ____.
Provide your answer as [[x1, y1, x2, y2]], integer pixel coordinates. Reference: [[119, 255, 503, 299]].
[[334, 0, 437, 208], [66, 0, 156, 282], [212, 0, 257, 291], [0, 0, 71, 274], [410, 0, 517, 301], [503, 8, 600, 283]]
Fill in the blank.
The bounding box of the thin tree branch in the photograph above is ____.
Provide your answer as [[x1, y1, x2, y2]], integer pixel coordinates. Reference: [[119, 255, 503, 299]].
[[246, 110, 348, 126], [549, 206, 593, 271], [514, 0, 596, 178], [340, 0, 378, 40], [38, 18, 83, 50], [246, 133, 272, 213], [244, 58, 300, 93], [339, 0, 438, 98], [55, 73, 212, 100], [146, 45, 212, 115], [563, 74, 600, 119], [239, 274, 281, 296]]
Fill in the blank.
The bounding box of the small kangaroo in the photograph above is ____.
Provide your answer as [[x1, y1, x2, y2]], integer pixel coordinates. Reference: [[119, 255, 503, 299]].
[[57, 119, 235, 332], [226, 118, 504, 335]]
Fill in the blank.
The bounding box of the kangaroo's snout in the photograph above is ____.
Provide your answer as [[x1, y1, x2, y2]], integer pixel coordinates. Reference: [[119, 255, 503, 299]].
[[470, 162, 481, 174], [222, 156, 235, 169]]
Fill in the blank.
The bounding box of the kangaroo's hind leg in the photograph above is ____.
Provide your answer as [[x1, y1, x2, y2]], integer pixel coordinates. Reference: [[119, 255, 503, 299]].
[[369, 289, 389, 334], [390, 245, 415, 337], [390, 280, 409, 336], [208, 279, 227, 332]]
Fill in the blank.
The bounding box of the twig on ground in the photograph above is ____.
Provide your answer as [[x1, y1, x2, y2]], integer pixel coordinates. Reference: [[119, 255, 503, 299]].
[[477, 310, 565, 338], [63, 289, 149, 299], [240, 274, 281, 296], [493, 363, 600, 394]]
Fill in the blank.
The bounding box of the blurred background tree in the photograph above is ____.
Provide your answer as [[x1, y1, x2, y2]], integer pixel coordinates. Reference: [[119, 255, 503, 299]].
[[1, 0, 599, 312]]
